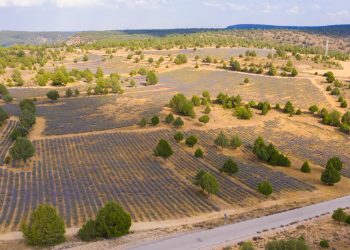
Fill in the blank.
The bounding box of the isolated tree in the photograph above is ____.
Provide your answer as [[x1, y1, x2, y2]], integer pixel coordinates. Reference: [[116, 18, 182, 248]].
[[194, 148, 204, 158], [326, 157, 343, 172], [151, 115, 160, 126], [230, 136, 242, 149], [46, 90, 59, 102], [258, 181, 273, 196], [65, 88, 73, 97], [139, 118, 147, 127], [95, 201, 132, 238], [300, 161, 311, 173], [165, 113, 174, 124], [321, 165, 341, 186], [220, 159, 239, 175], [154, 139, 173, 159], [10, 137, 35, 163], [198, 115, 210, 124], [309, 105, 319, 113], [325, 71, 335, 83], [22, 204, 65, 246], [146, 71, 158, 85], [284, 101, 295, 115], [291, 67, 298, 77], [193, 170, 219, 196], [173, 117, 184, 127], [215, 131, 229, 149], [174, 132, 184, 142], [174, 54, 188, 65], [185, 136, 198, 147]]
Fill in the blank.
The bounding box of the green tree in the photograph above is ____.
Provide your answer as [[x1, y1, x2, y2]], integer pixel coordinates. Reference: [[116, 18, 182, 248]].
[[230, 136, 242, 149], [321, 165, 341, 186], [240, 241, 255, 250], [47, 90, 59, 102], [193, 170, 219, 196], [19, 109, 36, 127], [265, 238, 309, 250], [309, 105, 318, 113], [174, 54, 188, 64], [291, 67, 298, 77], [215, 131, 229, 149], [10, 137, 35, 163], [325, 71, 335, 83], [139, 118, 147, 127], [173, 117, 184, 127], [174, 132, 184, 142], [194, 148, 204, 158], [169, 93, 195, 118], [78, 219, 98, 242], [198, 115, 210, 124], [235, 106, 253, 120], [185, 136, 198, 147], [284, 101, 295, 115], [258, 181, 273, 196], [220, 159, 239, 175], [154, 139, 173, 159], [165, 113, 174, 124], [151, 116, 160, 126], [230, 59, 241, 71], [326, 157, 343, 172], [65, 88, 73, 97], [22, 204, 65, 246], [146, 71, 158, 85], [95, 201, 132, 239], [300, 161, 311, 173], [332, 208, 347, 223]]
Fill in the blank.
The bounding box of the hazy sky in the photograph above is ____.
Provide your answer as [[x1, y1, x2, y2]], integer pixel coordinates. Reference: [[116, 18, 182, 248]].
[[0, 0, 349, 31]]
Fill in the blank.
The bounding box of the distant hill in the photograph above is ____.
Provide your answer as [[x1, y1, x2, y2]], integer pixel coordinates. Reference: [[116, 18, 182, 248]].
[[226, 24, 350, 37], [0, 31, 76, 46]]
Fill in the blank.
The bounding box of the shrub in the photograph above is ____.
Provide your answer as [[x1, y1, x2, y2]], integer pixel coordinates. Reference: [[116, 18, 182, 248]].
[[19, 109, 36, 127], [215, 131, 229, 149], [319, 240, 329, 248], [258, 181, 273, 196], [322, 110, 341, 126], [321, 165, 341, 186], [165, 113, 174, 124], [3, 94, 13, 103], [300, 161, 311, 173], [327, 157, 343, 172], [0, 107, 9, 125], [10, 137, 35, 163], [198, 115, 210, 124], [230, 59, 241, 71], [309, 105, 318, 113], [230, 136, 242, 149], [284, 101, 295, 115], [154, 139, 173, 159], [193, 170, 219, 196], [146, 71, 158, 85], [74, 89, 80, 96], [151, 116, 160, 126], [244, 77, 249, 83], [139, 118, 147, 127], [326, 85, 332, 91], [169, 93, 195, 118], [185, 136, 198, 147], [332, 208, 347, 223], [341, 100, 347, 108], [220, 159, 239, 175], [65, 88, 73, 97], [265, 238, 309, 250], [95, 201, 131, 238], [204, 105, 211, 114], [173, 117, 184, 127], [235, 106, 252, 120], [19, 99, 36, 113], [295, 109, 302, 115], [325, 71, 335, 83], [191, 95, 201, 106], [275, 103, 281, 110], [174, 54, 187, 65], [331, 87, 340, 96], [46, 90, 59, 102], [340, 123, 350, 134], [342, 111, 350, 124], [338, 96, 344, 102], [174, 132, 184, 142], [202, 90, 210, 99], [291, 67, 298, 77], [194, 148, 204, 158], [239, 241, 255, 250], [22, 204, 65, 246], [78, 219, 98, 242]]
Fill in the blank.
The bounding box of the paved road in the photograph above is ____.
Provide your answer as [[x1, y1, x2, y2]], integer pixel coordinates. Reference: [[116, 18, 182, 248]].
[[128, 195, 350, 250]]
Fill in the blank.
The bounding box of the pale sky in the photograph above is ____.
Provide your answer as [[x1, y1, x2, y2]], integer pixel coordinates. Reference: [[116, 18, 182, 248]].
[[0, 0, 349, 31]]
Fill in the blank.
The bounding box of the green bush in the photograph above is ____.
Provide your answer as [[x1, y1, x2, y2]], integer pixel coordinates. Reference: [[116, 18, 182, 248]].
[[165, 113, 174, 124], [258, 181, 273, 196], [239, 241, 255, 250], [331, 87, 340, 96], [230, 136, 242, 149], [186, 136, 198, 147], [173, 117, 184, 127], [174, 132, 184, 142], [309, 105, 318, 113], [174, 54, 188, 65], [191, 95, 201, 106], [169, 93, 195, 118], [321, 165, 341, 186], [327, 157, 343, 172], [340, 123, 350, 134], [0, 107, 9, 126], [78, 219, 98, 242], [341, 100, 348, 108], [204, 105, 211, 114], [154, 139, 173, 159], [198, 115, 210, 124], [300, 161, 311, 173], [139, 118, 147, 127], [10, 137, 35, 163], [65, 88, 73, 97], [322, 110, 341, 126], [3, 94, 13, 103], [46, 90, 59, 102], [215, 131, 229, 149], [235, 106, 253, 120], [194, 148, 204, 158], [265, 238, 309, 250], [319, 240, 329, 248], [22, 204, 65, 246], [295, 109, 302, 115], [325, 71, 335, 83], [342, 111, 350, 124], [146, 71, 158, 85], [332, 208, 347, 223], [151, 116, 160, 126], [220, 159, 239, 175], [96, 201, 132, 239], [193, 169, 219, 195], [284, 101, 295, 115]]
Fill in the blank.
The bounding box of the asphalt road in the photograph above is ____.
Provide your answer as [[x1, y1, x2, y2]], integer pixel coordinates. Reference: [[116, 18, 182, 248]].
[[128, 195, 350, 250]]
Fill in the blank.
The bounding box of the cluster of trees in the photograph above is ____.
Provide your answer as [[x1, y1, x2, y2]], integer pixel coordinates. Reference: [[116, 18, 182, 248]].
[[21, 201, 131, 246], [216, 92, 242, 109], [169, 93, 195, 118], [253, 137, 291, 167], [214, 131, 242, 150], [9, 99, 36, 163], [321, 157, 343, 186]]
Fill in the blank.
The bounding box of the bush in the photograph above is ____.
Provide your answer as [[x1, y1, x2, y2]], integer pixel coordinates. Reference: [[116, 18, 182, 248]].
[[74, 89, 80, 96], [326, 157, 343, 172], [47, 90, 59, 102], [174, 132, 184, 142], [78, 219, 98, 242], [19, 109, 36, 127], [19, 99, 36, 113], [340, 123, 350, 134], [309, 105, 318, 113], [230, 136, 242, 149], [235, 106, 253, 120], [319, 240, 329, 248], [193, 170, 219, 195], [265, 238, 309, 250], [204, 105, 211, 114], [326, 85, 332, 91], [331, 87, 341, 96], [341, 100, 348, 108], [146, 71, 158, 85], [165, 113, 174, 124], [186, 136, 198, 147], [198, 115, 210, 124], [0, 107, 9, 125], [173, 117, 184, 127], [275, 103, 281, 110], [284, 101, 295, 115], [139, 118, 147, 127], [215, 131, 229, 149], [10, 137, 35, 163], [300, 161, 311, 173], [191, 95, 201, 106], [3, 94, 13, 103], [332, 208, 347, 223], [342, 111, 350, 125], [321, 165, 341, 186], [154, 139, 173, 159], [295, 109, 302, 115], [194, 148, 204, 158], [22, 204, 65, 246], [151, 116, 160, 126], [174, 54, 188, 65], [96, 201, 131, 239], [258, 181, 273, 196], [169, 93, 195, 118], [322, 110, 341, 126], [220, 159, 239, 175], [325, 71, 335, 83], [338, 96, 344, 102], [239, 241, 255, 250], [65, 88, 73, 97]]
